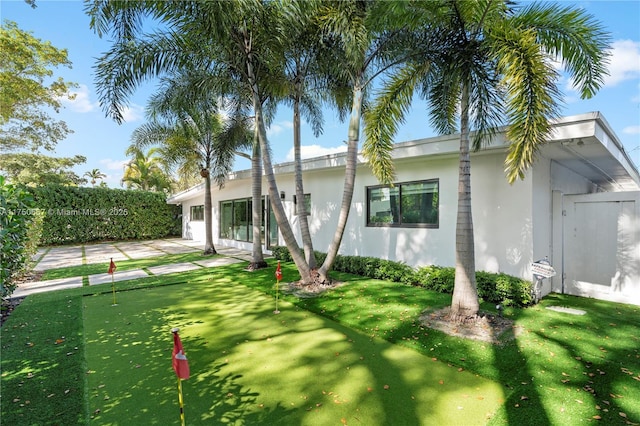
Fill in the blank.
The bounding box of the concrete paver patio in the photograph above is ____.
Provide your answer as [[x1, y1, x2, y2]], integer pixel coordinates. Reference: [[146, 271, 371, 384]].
[[12, 239, 262, 299]]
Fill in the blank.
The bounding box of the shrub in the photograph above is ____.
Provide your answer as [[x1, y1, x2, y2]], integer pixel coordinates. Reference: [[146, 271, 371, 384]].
[[269, 245, 532, 307], [1, 176, 38, 298], [28, 184, 180, 245], [414, 265, 455, 293]]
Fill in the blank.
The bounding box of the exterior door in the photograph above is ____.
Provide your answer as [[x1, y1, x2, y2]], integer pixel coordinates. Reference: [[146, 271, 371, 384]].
[[562, 192, 640, 304]]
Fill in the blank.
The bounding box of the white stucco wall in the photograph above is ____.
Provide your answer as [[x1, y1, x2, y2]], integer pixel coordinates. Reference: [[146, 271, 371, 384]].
[[167, 113, 640, 305], [469, 153, 533, 277], [175, 149, 538, 280]]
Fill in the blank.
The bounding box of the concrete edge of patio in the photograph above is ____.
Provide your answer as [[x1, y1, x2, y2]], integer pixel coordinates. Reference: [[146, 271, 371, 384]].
[[12, 242, 258, 299]]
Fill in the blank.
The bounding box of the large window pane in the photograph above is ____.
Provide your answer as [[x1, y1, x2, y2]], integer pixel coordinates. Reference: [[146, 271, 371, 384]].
[[234, 199, 249, 241], [368, 186, 400, 225], [220, 201, 233, 239], [401, 181, 438, 224], [367, 179, 438, 227]]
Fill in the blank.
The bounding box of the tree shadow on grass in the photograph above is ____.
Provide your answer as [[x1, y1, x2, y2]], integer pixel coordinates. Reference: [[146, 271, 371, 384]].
[[83, 288, 295, 425], [489, 295, 640, 425], [0, 295, 85, 425]]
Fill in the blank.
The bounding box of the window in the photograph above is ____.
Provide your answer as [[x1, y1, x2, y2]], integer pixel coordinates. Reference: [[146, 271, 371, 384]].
[[190, 205, 204, 221], [293, 193, 311, 215], [219, 197, 266, 242], [367, 179, 438, 227]]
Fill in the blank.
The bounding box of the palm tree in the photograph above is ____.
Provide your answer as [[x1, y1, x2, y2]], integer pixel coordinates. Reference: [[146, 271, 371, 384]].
[[87, 0, 410, 284], [312, 0, 424, 283], [121, 146, 172, 192], [363, 0, 610, 319], [132, 76, 253, 255], [280, 0, 351, 270], [84, 168, 106, 187]]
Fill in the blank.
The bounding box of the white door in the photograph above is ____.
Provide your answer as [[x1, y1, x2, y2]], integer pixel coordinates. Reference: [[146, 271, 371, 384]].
[[563, 192, 640, 305]]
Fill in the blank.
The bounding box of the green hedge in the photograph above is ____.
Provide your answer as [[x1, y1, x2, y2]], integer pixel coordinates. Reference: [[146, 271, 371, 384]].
[[415, 266, 533, 307], [1, 176, 39, 297], [28, 185, 181, 245], [271, 246, 533, 307]]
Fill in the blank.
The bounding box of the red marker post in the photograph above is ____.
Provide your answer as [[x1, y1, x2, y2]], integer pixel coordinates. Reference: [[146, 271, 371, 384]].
[[171, 328, 190, 426], [107, 258, 117, 305], [274, 261, 282, 314]]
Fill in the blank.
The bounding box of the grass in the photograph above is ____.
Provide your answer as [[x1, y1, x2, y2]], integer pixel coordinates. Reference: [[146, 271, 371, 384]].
[[40, 252, 217, 281], [2, 261, 639, 425]]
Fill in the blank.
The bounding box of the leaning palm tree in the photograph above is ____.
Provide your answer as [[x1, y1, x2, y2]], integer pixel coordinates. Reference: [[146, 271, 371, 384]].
[[363, 0, 610, 319], [312, 0, 427, 283], [132, 75, 253, 256], [88, 0, 275, 268], [84, 168, 106, 187], [280, 0, 351, 270]]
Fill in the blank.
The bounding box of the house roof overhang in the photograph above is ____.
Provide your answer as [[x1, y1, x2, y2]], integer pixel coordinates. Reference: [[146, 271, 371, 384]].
[[541, 112, 639, 191], [167, 111, 639, 204]]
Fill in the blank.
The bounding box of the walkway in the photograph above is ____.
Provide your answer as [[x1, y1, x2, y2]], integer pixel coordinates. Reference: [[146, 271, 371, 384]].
[[11, 239, 261, 299]]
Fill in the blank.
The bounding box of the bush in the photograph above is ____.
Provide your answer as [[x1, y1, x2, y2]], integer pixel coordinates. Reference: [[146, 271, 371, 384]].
[[1, 176, 39, 298], [273, 245, 532, 307], [272, 247, 417, 286], [414, 265, 455, 293], [28, 185, 180, 245]]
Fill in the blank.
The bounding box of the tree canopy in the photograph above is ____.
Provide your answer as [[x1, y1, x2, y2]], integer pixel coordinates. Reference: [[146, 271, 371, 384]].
[[0, 152, 86, 186], [0, 20, 76, 152]]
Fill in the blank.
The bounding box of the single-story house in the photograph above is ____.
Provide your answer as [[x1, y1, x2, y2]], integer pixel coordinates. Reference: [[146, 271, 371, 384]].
[[168, 112, 640, 306]]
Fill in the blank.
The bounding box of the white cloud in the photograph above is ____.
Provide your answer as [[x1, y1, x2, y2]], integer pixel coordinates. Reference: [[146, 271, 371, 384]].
[[623, 125, 640, 135], [285, 144, 347, 162], [99, 158, 129, 171], [120, 104, 145, 122], [562, 39, 640, 94], [60, 84, 98, 113], [267, 120, 294, 137], [603, 40, 640, 87], [97, 159, 128, 188]]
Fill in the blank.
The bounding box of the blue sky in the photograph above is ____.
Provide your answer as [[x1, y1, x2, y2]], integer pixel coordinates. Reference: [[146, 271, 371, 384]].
[[2, 0, 639, 188]]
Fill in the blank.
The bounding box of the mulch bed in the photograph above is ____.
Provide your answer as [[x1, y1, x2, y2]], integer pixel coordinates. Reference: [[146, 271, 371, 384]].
[[420, 307, 522, 345]]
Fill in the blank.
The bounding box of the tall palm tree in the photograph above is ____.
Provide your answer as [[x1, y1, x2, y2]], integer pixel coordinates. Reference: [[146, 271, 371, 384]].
[[121, 146, 172, 192], [364, 0, 610, 319], [280, 0, 351, 270], [132, 75, 253, 255], [312, 0, 424, 283], [84, 168, 106, 187]]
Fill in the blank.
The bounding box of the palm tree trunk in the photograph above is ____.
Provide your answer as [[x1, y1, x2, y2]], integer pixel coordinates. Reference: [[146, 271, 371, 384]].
[[245, 52, 312, 284], [451, 81, 479, 318], [293, 95, 317, 269], [250, 128, 267, 269], [203, 172, 217, 255], [318, 85, 362, 283]]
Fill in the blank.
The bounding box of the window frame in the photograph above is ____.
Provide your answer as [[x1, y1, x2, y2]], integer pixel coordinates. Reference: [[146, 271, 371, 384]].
[[366, 179, 439, 228], [293, 193, 311, 216], [219, 196, 266, 243], [190, 205, 204, 221]]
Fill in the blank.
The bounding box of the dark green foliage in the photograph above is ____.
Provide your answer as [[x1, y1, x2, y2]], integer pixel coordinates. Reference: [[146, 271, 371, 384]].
[[413, 265, 456, 293], [28, 185, 180, 245], [417, 267, 533, 307], [0, 176, 38, 297], [272, 246, 532, 307], [270, 245, 294, 262]]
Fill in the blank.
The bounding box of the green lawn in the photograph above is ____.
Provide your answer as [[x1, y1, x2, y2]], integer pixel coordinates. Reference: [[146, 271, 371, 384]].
[[40, 252, 214, 281], [2, 261, 639, 425]]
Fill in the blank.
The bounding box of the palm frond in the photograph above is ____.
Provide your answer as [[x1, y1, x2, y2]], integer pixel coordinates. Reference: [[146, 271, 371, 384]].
[[510, 2, 610, 99], [363, 61, 429, 184], [490, 23, 561, 182]]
